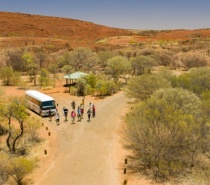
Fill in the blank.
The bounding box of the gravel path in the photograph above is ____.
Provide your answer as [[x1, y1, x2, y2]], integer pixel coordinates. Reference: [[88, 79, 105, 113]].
[[34, 91, 128, 185]]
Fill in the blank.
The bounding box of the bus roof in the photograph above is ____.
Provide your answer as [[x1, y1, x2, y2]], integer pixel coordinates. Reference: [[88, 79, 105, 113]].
[[25, 90, 54, 102]]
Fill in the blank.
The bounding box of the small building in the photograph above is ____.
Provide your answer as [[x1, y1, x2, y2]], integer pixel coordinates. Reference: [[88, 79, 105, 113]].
[[63, 71, 88, 86]]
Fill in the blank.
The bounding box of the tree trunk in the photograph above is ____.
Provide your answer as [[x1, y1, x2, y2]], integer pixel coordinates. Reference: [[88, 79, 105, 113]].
[[33, 75, 37, 86], [12, 120, 24, 153], [6, 118, 12, 152], [6, 132, 12, 152]]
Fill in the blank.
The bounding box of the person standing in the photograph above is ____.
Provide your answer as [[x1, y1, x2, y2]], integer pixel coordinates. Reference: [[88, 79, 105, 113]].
[[55, 112, 60, 125], [71, 101, 76, 110], [81, 98, 84, 106], [63, 106, 68, 122], [92, 104, 95, 118], [80, 104, 84, 119], [49, 108, 52, 121], [71, 110, 76, 124], [87, 109, 91, 122], [77, 106, 81, 122]]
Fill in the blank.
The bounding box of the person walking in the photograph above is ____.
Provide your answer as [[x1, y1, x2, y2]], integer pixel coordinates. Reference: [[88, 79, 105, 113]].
[[89, 102, 92, 109], [55, 112, 60, 125], [92, 104, 95, 118], [80, 104, 84, 119], [71, 101, 76, 110], [71, 110, 76, 124], [48, 108, 52, 121], [81, 98, 84, 106], [77, 106, 81, 122], [63, 106, 69, 122], [87, 109, 91, 122]]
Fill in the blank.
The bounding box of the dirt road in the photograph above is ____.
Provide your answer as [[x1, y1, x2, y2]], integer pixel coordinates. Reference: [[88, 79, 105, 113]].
[[34, 91, 128, 185]]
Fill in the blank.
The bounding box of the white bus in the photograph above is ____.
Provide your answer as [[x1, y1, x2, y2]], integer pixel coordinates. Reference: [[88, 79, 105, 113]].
[[25, 90, 56, 117]]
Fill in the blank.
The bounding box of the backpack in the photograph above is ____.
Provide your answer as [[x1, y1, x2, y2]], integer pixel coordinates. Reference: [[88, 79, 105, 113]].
[[71, 111, 76, 117]]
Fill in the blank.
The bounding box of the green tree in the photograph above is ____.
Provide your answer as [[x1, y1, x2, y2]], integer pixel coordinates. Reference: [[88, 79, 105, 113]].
[[7, 157, 35, 185], [158, 68, 177, 87], [0, 97, 28, 153], [98, 50, 114, 70], [57, 52, 72, 68], [69, 47, 99, 71], [106, 56, 131, 82], [0, 66, 21, 86], [176, 67, 210, 96], [76, 78, 86, 96], [125, 74, 171, 100], [39, 68, 51, 88], [124, 88, 210, 180], [130, 55, 155, 76], [22, 53, 39, 85], [85, 73, 97, 89], [95, 79, 117, 97]]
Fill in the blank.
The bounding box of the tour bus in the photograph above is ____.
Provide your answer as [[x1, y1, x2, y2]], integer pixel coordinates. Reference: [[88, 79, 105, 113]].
[[25, 90, 56, 117]]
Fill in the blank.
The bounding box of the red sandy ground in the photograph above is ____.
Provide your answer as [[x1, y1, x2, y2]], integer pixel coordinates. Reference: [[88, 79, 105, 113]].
[[1, 82, 155, 185]]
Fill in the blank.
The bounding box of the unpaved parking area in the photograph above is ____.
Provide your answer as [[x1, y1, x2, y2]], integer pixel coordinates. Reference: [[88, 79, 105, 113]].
[[1, 85, 152, 185], [31, 91, 128, 185]]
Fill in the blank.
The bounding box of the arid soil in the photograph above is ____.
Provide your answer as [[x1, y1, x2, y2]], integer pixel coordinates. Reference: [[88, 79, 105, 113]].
[[1, 83, 155, 185], [0, 12, 131, 50]]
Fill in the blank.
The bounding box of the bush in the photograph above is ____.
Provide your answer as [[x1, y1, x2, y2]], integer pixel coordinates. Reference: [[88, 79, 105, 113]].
[[95, 79, 117, 97]]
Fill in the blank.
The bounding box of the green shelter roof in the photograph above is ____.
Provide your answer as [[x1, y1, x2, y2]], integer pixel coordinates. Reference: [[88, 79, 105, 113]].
[[63, 71, 88, 79]]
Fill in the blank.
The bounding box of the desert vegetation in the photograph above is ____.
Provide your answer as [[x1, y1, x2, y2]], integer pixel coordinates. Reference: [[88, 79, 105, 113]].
[[0, 94, 41, 184], [1, 12, 210, 185], [123, 67, 210, 184]]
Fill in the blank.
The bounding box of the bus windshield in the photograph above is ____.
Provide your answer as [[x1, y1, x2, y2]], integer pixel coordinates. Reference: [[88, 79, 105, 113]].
[[41, 101, 55, 109]]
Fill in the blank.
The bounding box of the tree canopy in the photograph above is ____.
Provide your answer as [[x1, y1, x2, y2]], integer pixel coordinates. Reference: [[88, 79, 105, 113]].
[[124, 88, 210, 180], [125, 74, 171, 100]]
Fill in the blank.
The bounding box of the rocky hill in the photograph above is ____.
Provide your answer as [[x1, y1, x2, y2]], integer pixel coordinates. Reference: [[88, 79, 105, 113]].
[[0, 12, 132, 51], [1, 12, 210, 52]]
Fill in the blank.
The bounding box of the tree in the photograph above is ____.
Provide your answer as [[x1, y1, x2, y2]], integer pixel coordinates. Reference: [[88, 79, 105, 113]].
[[124, 88, 210, 180], [22, 53, 39, 85], [0, 66, 13, 85], [62, 65, 73, 92], [36, 52, 46, 71], [157, 52, 174, 67], [0, 153, 9, 184], [130, 55, 155, 75], [181, 53, 208, 69], [85, 73, 97, 89], [7, 50, 25, 72], [57, 52, 72, 68], [7, 157, 35, 185], [95, 79, 117, 97], [125, 74, 171, 100], [0, 66, 21, 86], [48, 63, 59, 77], [158, 68, 177, 87], [98, 50, 114, 70], [39, 68, 51, 88], [0, 97, 28, 153], [106, 56, 131, 82], [25, 116, 41, 142], [76, 78, 86, 96], [176, 67, 210, 96], [68, 47, 99, 71]]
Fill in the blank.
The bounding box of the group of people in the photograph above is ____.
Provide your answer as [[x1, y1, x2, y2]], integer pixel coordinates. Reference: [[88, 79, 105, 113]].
[[49, 98, 96, 125]]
